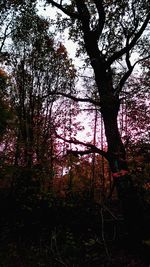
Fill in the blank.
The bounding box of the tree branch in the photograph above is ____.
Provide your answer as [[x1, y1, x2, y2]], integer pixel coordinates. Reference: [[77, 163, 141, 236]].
[[76, 0, 90, 31], [115, 40, 134, 94], [132, 55, 150, 68], [107, 11, 150, 66], [116, 55, 150, 95], [93, 0, 105, 40], [0, 21, 12, 52], [67, 149, 95, 156], [46, 0, 79, 19], [55, 132, 108, 158], [115, 67, 134, 96], [125, 37, 132, 70], [42, 91, 100, 106]]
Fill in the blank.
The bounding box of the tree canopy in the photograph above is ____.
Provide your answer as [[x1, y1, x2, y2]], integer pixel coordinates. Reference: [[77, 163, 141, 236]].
[[0, 1, 150, 266]]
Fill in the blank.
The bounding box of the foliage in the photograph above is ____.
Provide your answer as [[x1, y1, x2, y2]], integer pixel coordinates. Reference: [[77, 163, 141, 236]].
[[0, 2, 149, 266], [0, 69, 12, 137], [0, 3, 79, 221]]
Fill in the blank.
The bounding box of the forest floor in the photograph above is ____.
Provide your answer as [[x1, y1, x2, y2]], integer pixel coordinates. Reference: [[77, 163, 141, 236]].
[[0, 193, 150, 267]]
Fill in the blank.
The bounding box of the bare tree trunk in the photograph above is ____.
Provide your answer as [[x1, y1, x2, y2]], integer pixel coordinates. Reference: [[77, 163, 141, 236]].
[[99, 86, 143, 239]]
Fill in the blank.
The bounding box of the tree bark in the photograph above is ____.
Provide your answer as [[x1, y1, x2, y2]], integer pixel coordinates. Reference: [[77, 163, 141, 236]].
[[94, 63, 144, 239]]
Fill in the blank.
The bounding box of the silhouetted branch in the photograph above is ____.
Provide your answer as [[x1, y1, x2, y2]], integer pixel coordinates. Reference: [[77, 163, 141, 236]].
[[46, 0, 79, 19], [115, 55, 150, 95], [107, 12, 150, 66], [0, 21, 12, 52], [93, 0, 105, 40], [55, 131, 108, 158], [43, 91, 100, 106]]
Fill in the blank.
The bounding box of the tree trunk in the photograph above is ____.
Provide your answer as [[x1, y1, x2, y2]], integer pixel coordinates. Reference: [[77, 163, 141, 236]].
[[100, 87, 144, 240], [82, 26, 144, 236], [46, 0, 148, 241], [83, 37, 144, 236]]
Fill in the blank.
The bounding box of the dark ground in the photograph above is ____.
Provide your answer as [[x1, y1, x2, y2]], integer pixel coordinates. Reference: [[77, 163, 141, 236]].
[[0, 193, 150, 267]]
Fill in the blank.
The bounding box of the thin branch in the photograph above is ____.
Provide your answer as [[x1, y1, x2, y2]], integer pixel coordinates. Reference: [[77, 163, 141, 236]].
[[42, 91, 100, 106], [100, 207, 111, 259], [115, 55, 150, 95], [107, 11, 150, 66], [67, 147, 107, 158], [46, 0, 79, 19], [0, 21, 12, 52], [55, 132, 108, 158], [67, 149, 95, 156], [78, 74, 94, 79], [50, 229, 69, 267], [132, 55, 150, 68], [115, 67, 134, 95], [114, 36, 134, 94], [103, 204, 119, 221]]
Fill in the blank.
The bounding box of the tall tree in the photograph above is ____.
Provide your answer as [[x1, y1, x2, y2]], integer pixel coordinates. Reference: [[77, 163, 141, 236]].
[[45, 0, 150, 238], [0, 69, 12, 137], [9, 3, 75, 165], [0, 3, 76, 202]]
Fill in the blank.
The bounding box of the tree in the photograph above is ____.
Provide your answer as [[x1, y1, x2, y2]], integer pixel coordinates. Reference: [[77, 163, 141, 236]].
[[0, 69, 12, 137], [45, 0, 150, 238], [119, 58, 150, 145], [0, 3, 77, 205]]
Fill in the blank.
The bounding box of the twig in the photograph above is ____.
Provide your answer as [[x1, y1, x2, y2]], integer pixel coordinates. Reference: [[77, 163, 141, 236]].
[[100, 207, 111, 259], [103, 205, 118, 221], [50, 229, 69, 267]]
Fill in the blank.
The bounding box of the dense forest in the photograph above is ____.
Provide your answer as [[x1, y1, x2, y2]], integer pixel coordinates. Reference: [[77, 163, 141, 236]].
[[0, 0, 150, 266]]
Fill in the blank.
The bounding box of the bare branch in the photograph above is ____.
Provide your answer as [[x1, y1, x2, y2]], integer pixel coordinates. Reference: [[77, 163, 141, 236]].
[[0, 21, 12, 52], [132, 55, 150, 68], [115, 55, 150, 95], [125, 36, 132, 70], [46, 0, 79, 19], [115, 67, 134, 96], [107, 11, 150, 66], [67, 149, 95, 156], [55, 131, 108, 158], [42, 91, 100, 106]]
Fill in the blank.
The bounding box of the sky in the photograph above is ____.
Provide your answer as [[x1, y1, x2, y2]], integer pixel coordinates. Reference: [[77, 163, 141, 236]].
[[37, 1, 82, 66], [36, 1, 147, 148], [36, 2, 100, 145]]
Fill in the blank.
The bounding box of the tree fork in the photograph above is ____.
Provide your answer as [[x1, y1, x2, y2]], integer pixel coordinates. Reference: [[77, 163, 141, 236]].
[[46, 0, 149, 240]]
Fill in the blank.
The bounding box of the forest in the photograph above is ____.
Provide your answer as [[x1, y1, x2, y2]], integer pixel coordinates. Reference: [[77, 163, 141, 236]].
[[0, 0, 150, 266]]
